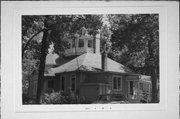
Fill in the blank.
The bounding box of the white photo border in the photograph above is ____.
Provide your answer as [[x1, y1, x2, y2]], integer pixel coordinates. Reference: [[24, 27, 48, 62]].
[[1, 1, 179, 119]]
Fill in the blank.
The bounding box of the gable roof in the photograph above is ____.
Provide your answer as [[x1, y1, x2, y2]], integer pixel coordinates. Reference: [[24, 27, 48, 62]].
[[50, 53, 134, 74]]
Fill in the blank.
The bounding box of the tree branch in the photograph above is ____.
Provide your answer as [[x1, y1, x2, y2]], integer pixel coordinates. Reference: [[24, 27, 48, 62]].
[[22, 29, 45, 58]]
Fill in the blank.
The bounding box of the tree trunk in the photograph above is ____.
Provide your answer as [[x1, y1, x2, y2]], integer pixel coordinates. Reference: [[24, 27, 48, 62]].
[[150, 66, 158, 103], [93, 32, 96, 53], [148, 34, 158, 103], [35, 28, 48, 104]]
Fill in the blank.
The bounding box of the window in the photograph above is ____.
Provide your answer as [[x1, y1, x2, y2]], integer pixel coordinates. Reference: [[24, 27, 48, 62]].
[[78, 39, 84, 47], [88, 40, 93, 48], [48, 80, 54, 89], [129, 81, 133, 95], [33, 81, 37, 96], [72, 39, 75, 48], [71, 75, 76, 91], [60, 76, 65, 91], [112, 76, 122, 90]]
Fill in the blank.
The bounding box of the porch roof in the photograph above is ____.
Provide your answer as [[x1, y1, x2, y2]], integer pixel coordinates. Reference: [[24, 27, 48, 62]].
[[50, 53, 135, 75]]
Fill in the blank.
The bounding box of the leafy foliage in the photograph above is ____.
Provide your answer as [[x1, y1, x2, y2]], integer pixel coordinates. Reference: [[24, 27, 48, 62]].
[[41, 91, 66, 104], [48, 15, 103, 56], [22, 16, 44, 50], [100, 24, 112, 53], [22, 14, 103, 61], [108, 14, 159, 102], [22, 15, 103, 103], [41, 91, 79, 104], [108, 14, 159, 75]]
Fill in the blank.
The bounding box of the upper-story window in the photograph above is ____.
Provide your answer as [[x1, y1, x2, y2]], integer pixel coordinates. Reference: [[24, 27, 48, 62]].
[[88, 40, 93, 48], [78, 39, 84, 48]]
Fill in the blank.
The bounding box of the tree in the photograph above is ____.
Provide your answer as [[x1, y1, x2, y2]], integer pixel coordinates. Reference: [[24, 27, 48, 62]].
[[22, 16, 44, 103], [22, 15, 103, 104], [108, 14, 159, 102]]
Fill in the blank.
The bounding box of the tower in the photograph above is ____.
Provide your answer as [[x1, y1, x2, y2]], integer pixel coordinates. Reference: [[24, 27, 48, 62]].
[[64, 33, 100, 57]]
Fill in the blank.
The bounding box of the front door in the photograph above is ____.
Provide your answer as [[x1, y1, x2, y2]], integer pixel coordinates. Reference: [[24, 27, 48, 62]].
[[128, 81, 138, 99]]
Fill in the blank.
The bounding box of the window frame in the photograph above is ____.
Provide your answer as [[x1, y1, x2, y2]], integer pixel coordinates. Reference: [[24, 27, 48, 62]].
[[70, 74, 76, 92], [78, 39, 84, 48], [48, 79, 54, 89], [60, 75, 66, 91], [129, 81, 134, 95], [88, 39, 93, 48], [112, 75, 122, 91]]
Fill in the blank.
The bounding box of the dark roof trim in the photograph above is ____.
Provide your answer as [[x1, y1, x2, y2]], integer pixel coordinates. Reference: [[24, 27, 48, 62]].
[[54, 70, 140, 76]]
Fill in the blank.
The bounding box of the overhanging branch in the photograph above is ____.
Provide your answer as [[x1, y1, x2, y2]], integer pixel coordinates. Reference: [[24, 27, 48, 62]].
[[22, 29, 45, 58]]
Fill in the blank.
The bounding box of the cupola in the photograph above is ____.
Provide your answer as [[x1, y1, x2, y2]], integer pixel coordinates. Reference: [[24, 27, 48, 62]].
[[64, 33, 100, 57]]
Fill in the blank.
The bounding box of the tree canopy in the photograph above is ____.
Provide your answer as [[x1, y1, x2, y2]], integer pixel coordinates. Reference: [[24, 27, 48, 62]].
[[108, 14, 159, 102], [108, 14, 159, 75], [22, 15, 103, 103]]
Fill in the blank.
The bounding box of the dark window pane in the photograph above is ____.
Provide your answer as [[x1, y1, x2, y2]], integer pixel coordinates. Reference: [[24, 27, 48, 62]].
[[130, 81, 133, 95], [88, 40, 93, 48], [118, 78, 121, 89], [48, 80, 54, 89], [113, 77, 117, 89], [113, 77, 121, 90], [71, 75, 76, 91], [61, 76, 65, 91]]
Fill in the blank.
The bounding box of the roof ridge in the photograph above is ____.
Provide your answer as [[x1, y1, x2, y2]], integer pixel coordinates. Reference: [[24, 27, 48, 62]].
[[81, 53, 91, 66], [51, 52, 135, 74]]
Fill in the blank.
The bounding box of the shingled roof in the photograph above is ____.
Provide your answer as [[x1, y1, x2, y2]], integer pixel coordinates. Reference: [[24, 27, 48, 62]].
[[50, 53, 134, 74]]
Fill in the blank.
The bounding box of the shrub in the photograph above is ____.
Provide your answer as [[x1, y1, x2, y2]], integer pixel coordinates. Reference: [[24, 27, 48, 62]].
[[41, 91, 66, 104], [41, 91, 78, 104]]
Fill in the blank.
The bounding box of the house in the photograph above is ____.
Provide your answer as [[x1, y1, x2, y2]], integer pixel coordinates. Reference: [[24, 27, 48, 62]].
[[28, 33, 152, 103]]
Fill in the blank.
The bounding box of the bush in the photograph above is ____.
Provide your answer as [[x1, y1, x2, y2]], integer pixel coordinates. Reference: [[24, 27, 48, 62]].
[[41, 91, 66, 104], [41, 91, 78, 104]]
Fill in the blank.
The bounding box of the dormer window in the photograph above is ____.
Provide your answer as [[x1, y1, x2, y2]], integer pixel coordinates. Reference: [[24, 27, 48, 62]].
[[79, 39, 84, 48], [88, 40, 93, 48]]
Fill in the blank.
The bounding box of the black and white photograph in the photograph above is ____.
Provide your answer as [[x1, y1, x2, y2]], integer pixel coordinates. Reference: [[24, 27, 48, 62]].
[[22, 14, 159, 105], [1, 1, 179, 119]]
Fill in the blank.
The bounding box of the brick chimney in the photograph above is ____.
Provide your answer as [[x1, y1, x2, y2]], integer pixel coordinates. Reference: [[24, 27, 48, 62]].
[[93, 32, 100, 54], [101, 50, 108, 71], [102, 52, 107, 71], [95, 33, 100, 54]]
